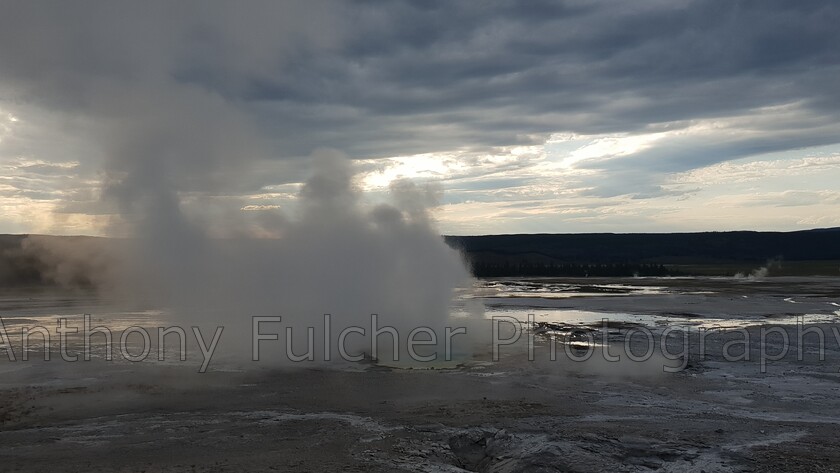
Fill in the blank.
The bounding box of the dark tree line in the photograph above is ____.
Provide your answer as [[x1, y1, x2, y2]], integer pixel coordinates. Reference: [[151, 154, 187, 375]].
[[446, 228, 840, 265]]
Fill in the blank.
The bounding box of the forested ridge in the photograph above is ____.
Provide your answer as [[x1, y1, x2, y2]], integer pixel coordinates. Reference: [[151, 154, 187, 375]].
[[1, 228, 839, 286]]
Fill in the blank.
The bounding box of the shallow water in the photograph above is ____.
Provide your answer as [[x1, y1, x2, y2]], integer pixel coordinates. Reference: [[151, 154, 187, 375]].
[[469, 276, 840, 328], [2, 276, 839, 365]]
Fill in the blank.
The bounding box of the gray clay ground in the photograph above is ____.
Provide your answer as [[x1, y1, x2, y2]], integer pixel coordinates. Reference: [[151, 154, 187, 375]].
[[2, 277, 840, 472]]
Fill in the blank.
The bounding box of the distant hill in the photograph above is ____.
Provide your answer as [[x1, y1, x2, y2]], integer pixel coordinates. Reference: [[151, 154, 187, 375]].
[[445, 229, 840, 277], [1, 229, 839, 287], [0, 234, 113, 288]]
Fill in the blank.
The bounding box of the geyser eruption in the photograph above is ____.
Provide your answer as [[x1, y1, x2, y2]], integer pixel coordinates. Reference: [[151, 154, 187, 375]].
[[106, 149, 473, 365]]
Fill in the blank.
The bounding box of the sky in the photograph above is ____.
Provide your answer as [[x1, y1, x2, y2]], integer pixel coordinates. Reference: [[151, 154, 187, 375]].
[[1, 0, 839, 236]]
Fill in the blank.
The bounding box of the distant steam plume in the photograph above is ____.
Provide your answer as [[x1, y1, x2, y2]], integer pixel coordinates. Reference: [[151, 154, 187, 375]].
[[734, 258, 782, 280]]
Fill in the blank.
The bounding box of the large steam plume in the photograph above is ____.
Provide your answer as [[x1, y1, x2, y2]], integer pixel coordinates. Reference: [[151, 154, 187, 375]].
[[104, 148, 472, 363], [1, 3, 476, 364]]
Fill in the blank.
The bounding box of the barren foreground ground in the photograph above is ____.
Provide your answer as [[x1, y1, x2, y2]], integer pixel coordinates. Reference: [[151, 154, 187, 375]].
[[2, 277, 840, 472]]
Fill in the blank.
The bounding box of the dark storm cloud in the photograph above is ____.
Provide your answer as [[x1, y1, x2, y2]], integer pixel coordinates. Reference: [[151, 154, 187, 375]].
[[231, 0, 840, 156], [1, 0, 839, 201]]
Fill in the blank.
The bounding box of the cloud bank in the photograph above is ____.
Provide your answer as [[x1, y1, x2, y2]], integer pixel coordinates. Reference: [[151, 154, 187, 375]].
[[1, 0, 839, 234]]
